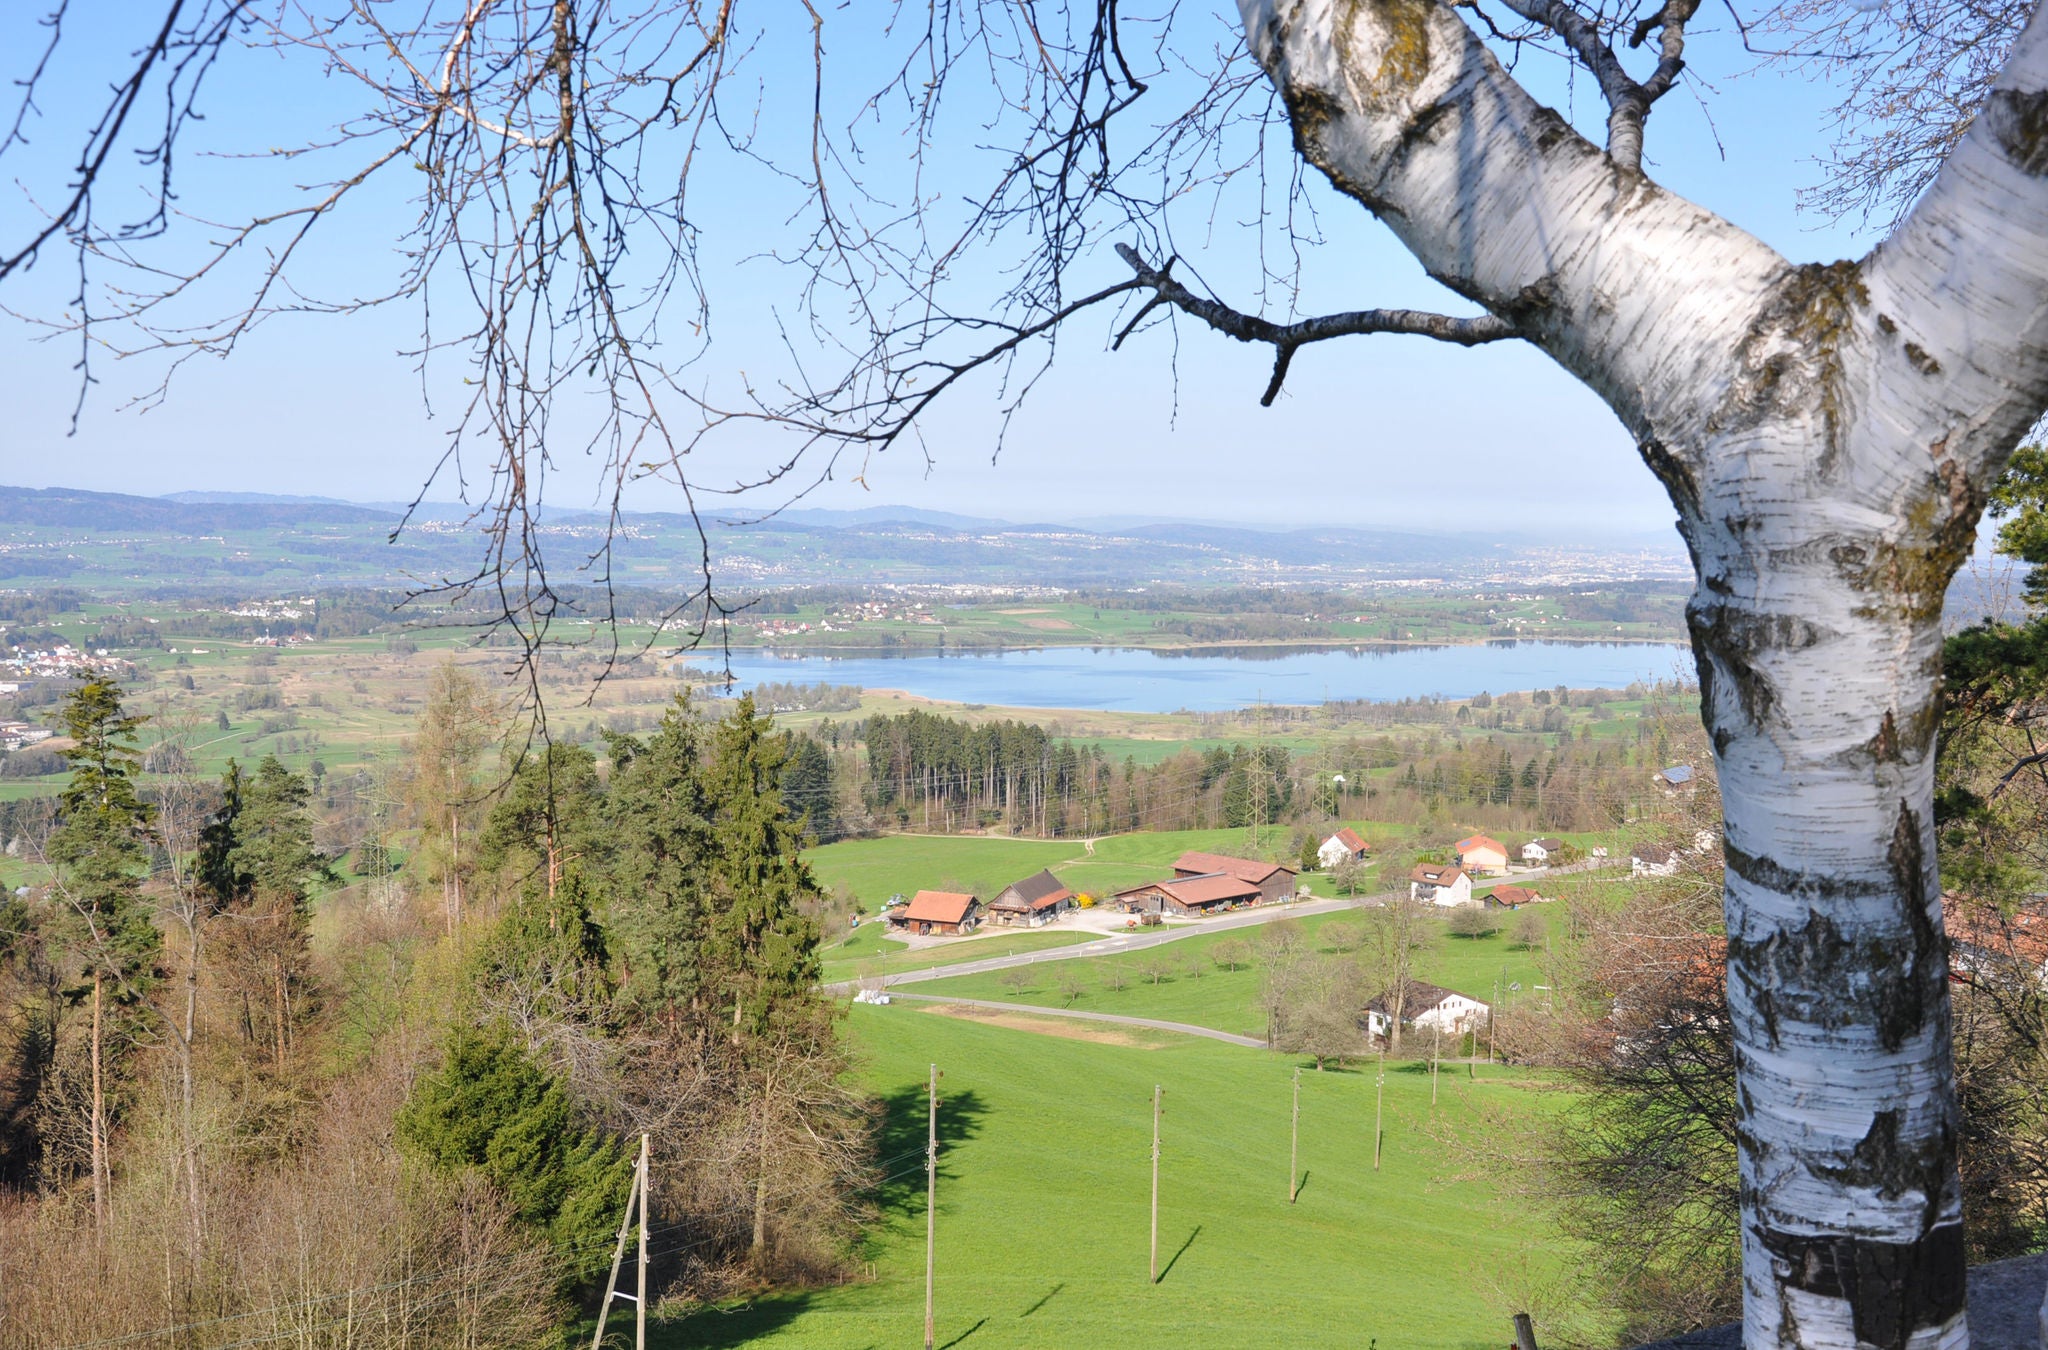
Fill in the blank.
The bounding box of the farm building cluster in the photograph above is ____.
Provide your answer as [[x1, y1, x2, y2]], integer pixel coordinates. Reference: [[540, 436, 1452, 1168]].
[[882, 843, 1329, 937]]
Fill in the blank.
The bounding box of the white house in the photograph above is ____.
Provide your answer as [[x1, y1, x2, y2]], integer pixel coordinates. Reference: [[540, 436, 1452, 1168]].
[[1632, 844, 1680, 877], [1367, 980, 1492, 1040], [1409, 863, 1473, 906], [1520, 837, 1564, 864], [1318, 827, 1372, 869]]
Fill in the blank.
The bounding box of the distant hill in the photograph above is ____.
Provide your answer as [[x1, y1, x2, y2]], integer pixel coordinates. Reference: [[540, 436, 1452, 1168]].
[[0, 485, 393, 530], [0, 483, 1693, 591]]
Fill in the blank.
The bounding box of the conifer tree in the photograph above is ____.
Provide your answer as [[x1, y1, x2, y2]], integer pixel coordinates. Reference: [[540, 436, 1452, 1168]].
[[44, 674, 159, 1242], [701, 697, 823, 1045], [198, 757, 327, 1071]]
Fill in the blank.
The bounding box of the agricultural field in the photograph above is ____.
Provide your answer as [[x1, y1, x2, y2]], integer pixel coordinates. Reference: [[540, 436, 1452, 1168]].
[[906, 906, 1561, 1040], [640, 1005, 1594, 1349]]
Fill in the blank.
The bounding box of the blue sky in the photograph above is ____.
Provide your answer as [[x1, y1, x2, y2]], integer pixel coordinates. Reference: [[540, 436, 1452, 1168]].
[[0, 4, 1885, 536]]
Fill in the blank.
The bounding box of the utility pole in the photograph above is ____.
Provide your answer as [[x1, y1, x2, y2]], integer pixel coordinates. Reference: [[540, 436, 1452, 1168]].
[[925, 1064, 940, 1350], [1289, 1067, 1301, 1204], [636, 1133, 649, 1350], [591, 1134, 649, 1350], [1149, 1084, 1163, 1283], [1373, 1048, 1385, 1172]]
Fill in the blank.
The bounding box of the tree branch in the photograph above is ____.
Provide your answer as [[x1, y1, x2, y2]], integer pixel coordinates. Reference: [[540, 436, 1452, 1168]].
[[1112, 243, 1516, 406]]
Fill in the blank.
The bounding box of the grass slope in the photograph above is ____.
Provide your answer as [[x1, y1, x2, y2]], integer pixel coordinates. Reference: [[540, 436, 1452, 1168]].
[[908, 909, 1558, 1039], [648, 1007, 1588, 1349]]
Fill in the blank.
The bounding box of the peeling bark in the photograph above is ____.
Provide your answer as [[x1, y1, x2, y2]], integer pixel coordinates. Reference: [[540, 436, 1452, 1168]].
[[1236, 0, 2048, 1344]]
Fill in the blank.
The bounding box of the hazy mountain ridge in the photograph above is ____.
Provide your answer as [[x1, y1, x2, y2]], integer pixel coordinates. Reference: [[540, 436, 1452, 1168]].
[[0, 484, 1691, 590]]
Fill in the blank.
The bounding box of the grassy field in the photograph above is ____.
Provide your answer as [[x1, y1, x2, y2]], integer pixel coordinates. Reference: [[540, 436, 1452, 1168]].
[[904, 906, 1559, 1038], [642, 1005, 1591, 1349]]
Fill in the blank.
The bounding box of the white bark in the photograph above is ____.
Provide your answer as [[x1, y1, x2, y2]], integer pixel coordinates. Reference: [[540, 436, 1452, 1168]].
[[1236, 1, 2048, 1345]]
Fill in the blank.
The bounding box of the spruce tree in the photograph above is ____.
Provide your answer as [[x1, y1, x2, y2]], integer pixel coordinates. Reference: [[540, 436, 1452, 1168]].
[[45, 675, 160, 1240], [702, 696, 823, 1044]]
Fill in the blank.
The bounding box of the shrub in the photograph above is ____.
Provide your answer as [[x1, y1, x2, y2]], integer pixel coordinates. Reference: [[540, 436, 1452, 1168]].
[[1449, 905, 1503, 939], [397, 1023, 630, 1271]]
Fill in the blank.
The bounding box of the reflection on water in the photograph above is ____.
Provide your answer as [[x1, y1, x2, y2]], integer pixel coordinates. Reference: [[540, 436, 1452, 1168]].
[[710, 640, 1690, 714]]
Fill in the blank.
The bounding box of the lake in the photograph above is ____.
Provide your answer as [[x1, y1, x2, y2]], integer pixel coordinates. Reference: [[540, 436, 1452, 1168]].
[[711, 641, 1692, 713]]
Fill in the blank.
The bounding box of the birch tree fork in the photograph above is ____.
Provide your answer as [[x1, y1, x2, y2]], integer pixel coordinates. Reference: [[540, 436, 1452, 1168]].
[[1225, 0, 2048, 1343]]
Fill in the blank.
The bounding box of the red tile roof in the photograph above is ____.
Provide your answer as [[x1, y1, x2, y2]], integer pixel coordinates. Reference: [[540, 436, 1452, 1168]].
[[1488, 885, 1545, 906], [901, 890, 979, 924], [1329, 828, 1370, 854], [1455, 834, 1507, 858], [1173, 851, 1295, 884]]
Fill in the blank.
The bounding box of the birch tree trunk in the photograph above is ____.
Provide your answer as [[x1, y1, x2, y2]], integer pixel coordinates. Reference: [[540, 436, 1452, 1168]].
[[1235, 0, 2048, 1343]]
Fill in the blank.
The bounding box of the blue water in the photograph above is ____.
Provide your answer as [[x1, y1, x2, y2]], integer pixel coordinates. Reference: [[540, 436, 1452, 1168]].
[[711, 641, 1691, 713]]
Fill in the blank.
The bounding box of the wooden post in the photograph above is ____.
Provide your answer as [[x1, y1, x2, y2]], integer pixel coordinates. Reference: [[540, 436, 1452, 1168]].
[[1513, 1312, 1541, 1350], [1373, 1048, 1385, 1172], [1149, 1084, 1163, 1283], [925, 1064, 938, 1350], [1288, 1067, 1300, 1204], [590, 1150, 644, 1350], [635, 1133, 649, 1350]]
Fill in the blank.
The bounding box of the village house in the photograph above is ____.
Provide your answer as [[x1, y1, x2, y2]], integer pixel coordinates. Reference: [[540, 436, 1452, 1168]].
[[1366, 980, 1492, 1041], [1317, 827, 1372, 869], [1520, 837, 1564, 864], [1409, 863, 1472, 907], [986, 869, 1075, 927], [1486, 885, 1548, 909], [888, 890, 983, 936], [1115, 873, 1263, 917], [1631, 845, 1680, 877], [1453, 833, 1509, 875], [1172, 851, 1297, 904]]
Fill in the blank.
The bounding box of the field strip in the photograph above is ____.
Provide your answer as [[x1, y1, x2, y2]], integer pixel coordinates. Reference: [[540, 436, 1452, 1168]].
[[888, 993, 1266, 1048]]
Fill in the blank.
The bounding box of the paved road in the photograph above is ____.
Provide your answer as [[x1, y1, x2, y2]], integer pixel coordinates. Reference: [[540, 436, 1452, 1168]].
[[887, 992, 1266, 1049], [826, 892, 1380, 995], [826, 859, 1603, 997]]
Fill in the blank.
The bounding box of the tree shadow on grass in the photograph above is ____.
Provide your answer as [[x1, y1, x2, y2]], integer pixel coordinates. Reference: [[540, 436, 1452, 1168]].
[[640, 1292, 817, 1349], [869, 1081, 989, 1221]]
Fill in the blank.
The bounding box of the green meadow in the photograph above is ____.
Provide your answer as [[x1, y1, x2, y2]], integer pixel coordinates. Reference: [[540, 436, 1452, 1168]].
[[907, 907, 1559, 1039], [645, 1005, 1591, 1350]]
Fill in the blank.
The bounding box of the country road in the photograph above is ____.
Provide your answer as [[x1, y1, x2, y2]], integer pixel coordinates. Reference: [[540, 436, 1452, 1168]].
[[824, 892, 1378, 994], [886, 993, 1266, 1048], [824, 858, 1600, 996]]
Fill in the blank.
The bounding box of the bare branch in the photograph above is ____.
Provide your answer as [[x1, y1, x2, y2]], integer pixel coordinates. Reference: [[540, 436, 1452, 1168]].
[[1113, 243, 1517, 406]]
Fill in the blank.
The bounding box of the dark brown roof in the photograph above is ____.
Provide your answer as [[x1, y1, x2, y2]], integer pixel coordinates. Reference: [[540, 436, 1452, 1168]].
[[990, 869, 1073, 911], [1526, 838, 1564, 852], [1174, 851, 1295, 884], [1410, 864, 1466, 886], [1633, 844, 1678, 864], [901, 890, 979, 924]]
